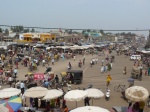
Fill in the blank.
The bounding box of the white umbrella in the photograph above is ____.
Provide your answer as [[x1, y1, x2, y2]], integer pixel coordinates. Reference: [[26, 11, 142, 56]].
[[70, 106, 110, 112], [0, 104, 9, 112], [64, 90, 88, 107], [43, 89, 63, 100], [0, 88, 21, 98], [24, 87, 48, 98], [85, 88, 104, 105], [125, 86, 149, 102]]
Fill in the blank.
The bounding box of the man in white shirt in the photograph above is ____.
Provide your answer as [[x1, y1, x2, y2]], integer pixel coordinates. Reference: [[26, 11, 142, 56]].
[[20, 81, 25, 94], [52, 58, 54, 65], [13, 68, 18, 78], [42, 59, 45, 66], [102, 60, 104, 66], [8, 76, 13, 87]]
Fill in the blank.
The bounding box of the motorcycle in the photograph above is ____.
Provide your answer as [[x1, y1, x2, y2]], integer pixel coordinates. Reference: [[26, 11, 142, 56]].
[[105, 89, 110, 101], [78, 62, 82, 67]]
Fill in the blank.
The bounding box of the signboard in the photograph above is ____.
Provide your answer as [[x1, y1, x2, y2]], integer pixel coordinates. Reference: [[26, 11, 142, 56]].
[[34, 73, 44, 80]]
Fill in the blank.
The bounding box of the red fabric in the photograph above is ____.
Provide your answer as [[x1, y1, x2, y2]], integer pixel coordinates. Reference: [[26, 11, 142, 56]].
[[34, 73, 44, 80], [6, 102, 14, 112]]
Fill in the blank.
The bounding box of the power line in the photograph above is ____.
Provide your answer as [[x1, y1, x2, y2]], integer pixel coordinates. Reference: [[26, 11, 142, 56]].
[[0, 25, 149, 31]]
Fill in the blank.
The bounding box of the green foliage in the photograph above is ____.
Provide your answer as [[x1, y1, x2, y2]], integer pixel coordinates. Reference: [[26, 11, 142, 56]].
[[68, 29, 72, 34], [87, 29, 91, 32], [100, 30, 104, 35], [11, 25, 24, 32], [0, 28, 2, 33], [5, 29, 9, 35], [82, 30, 86, 34], [23, 28, 30, 33], [31, 28, 35, 32]]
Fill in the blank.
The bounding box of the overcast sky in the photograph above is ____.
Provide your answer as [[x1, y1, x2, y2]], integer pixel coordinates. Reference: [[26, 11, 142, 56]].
[[0, 0, 150, 35]]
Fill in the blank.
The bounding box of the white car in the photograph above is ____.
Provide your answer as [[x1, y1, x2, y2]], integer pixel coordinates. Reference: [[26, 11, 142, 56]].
[[130, 55, 141, 60]]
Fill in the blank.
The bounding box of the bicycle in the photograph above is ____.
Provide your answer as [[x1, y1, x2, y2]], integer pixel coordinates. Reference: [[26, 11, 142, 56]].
[[114, 84, 126, 92]]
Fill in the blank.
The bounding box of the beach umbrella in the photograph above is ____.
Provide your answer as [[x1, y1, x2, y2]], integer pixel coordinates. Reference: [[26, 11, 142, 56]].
[[64, 90, 88, 107], [70, 106, 110, 112], [43, 89, 63, 100], [24, 87, 48, 98], [0, 96, 22, 112], [0, 88, 21, 99], [125, 86, 149, 102], [85, 88, 104, 105], [0, 104, 9, 112]]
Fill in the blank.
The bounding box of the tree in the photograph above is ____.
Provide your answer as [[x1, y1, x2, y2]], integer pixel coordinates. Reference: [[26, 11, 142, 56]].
[[65, 29, 69, 33], [145, 31, 150, 49], [100, 30, 104, 35], [5, 29, 9, 35], [82, 30, 86, 34], [92, 30, 97, 33], [31, 28, 35, 32], [23, 28, 30, 33], [87, 29, 91, 32], [121, 32, 126, 36], [10, 26, 14, 31], [0, 28, 2, 33], [11, 26, 24, 32], [84, 34, 89, 39], [68, 29, 72, 34]]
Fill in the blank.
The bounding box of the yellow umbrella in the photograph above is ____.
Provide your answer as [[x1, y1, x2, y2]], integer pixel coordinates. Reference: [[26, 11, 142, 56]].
[[60, 72, 67, 77], [27, 72, 33, 76]]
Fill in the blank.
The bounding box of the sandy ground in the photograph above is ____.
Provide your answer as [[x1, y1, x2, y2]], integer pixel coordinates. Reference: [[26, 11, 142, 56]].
[[1, 50, 150, 111]]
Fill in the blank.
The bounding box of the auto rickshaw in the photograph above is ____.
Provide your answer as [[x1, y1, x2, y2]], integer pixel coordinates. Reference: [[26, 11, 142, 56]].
[[5, 70, 11, 77], [45, 67, 52, 74], [17, 53, 25, 58], [60, 72, 68, 81], [131, 66, 140, 79], [60, 70, 83, 84]]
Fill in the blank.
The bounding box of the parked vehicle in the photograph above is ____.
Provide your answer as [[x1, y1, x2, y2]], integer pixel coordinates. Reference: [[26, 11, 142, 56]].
[[105, 89, 110, 101], [131, 66, 141, 80], [60, 70, 83, 84], [44, 67, 52, 74], [130, 55, 141, 60]]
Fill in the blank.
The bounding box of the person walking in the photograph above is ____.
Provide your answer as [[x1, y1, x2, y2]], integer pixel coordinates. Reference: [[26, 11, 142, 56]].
[[106, 75, 112, 87], [62, 98, 66, 109], [55, 75, 59, 88], [52, 58, 54, 65], [8, 76, 13, 87], [83, 58, 85, 65], [20, 81, 25, 94], [123, 67, 126, 75], [102, 60, 104, 66], [73, 55, 76, 61], [68, 62, 71, 69], [139, 101, 145, 112], [84, 97, 90, 106], [90, 59, 93, 67], [13, 68, 18, 78]]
